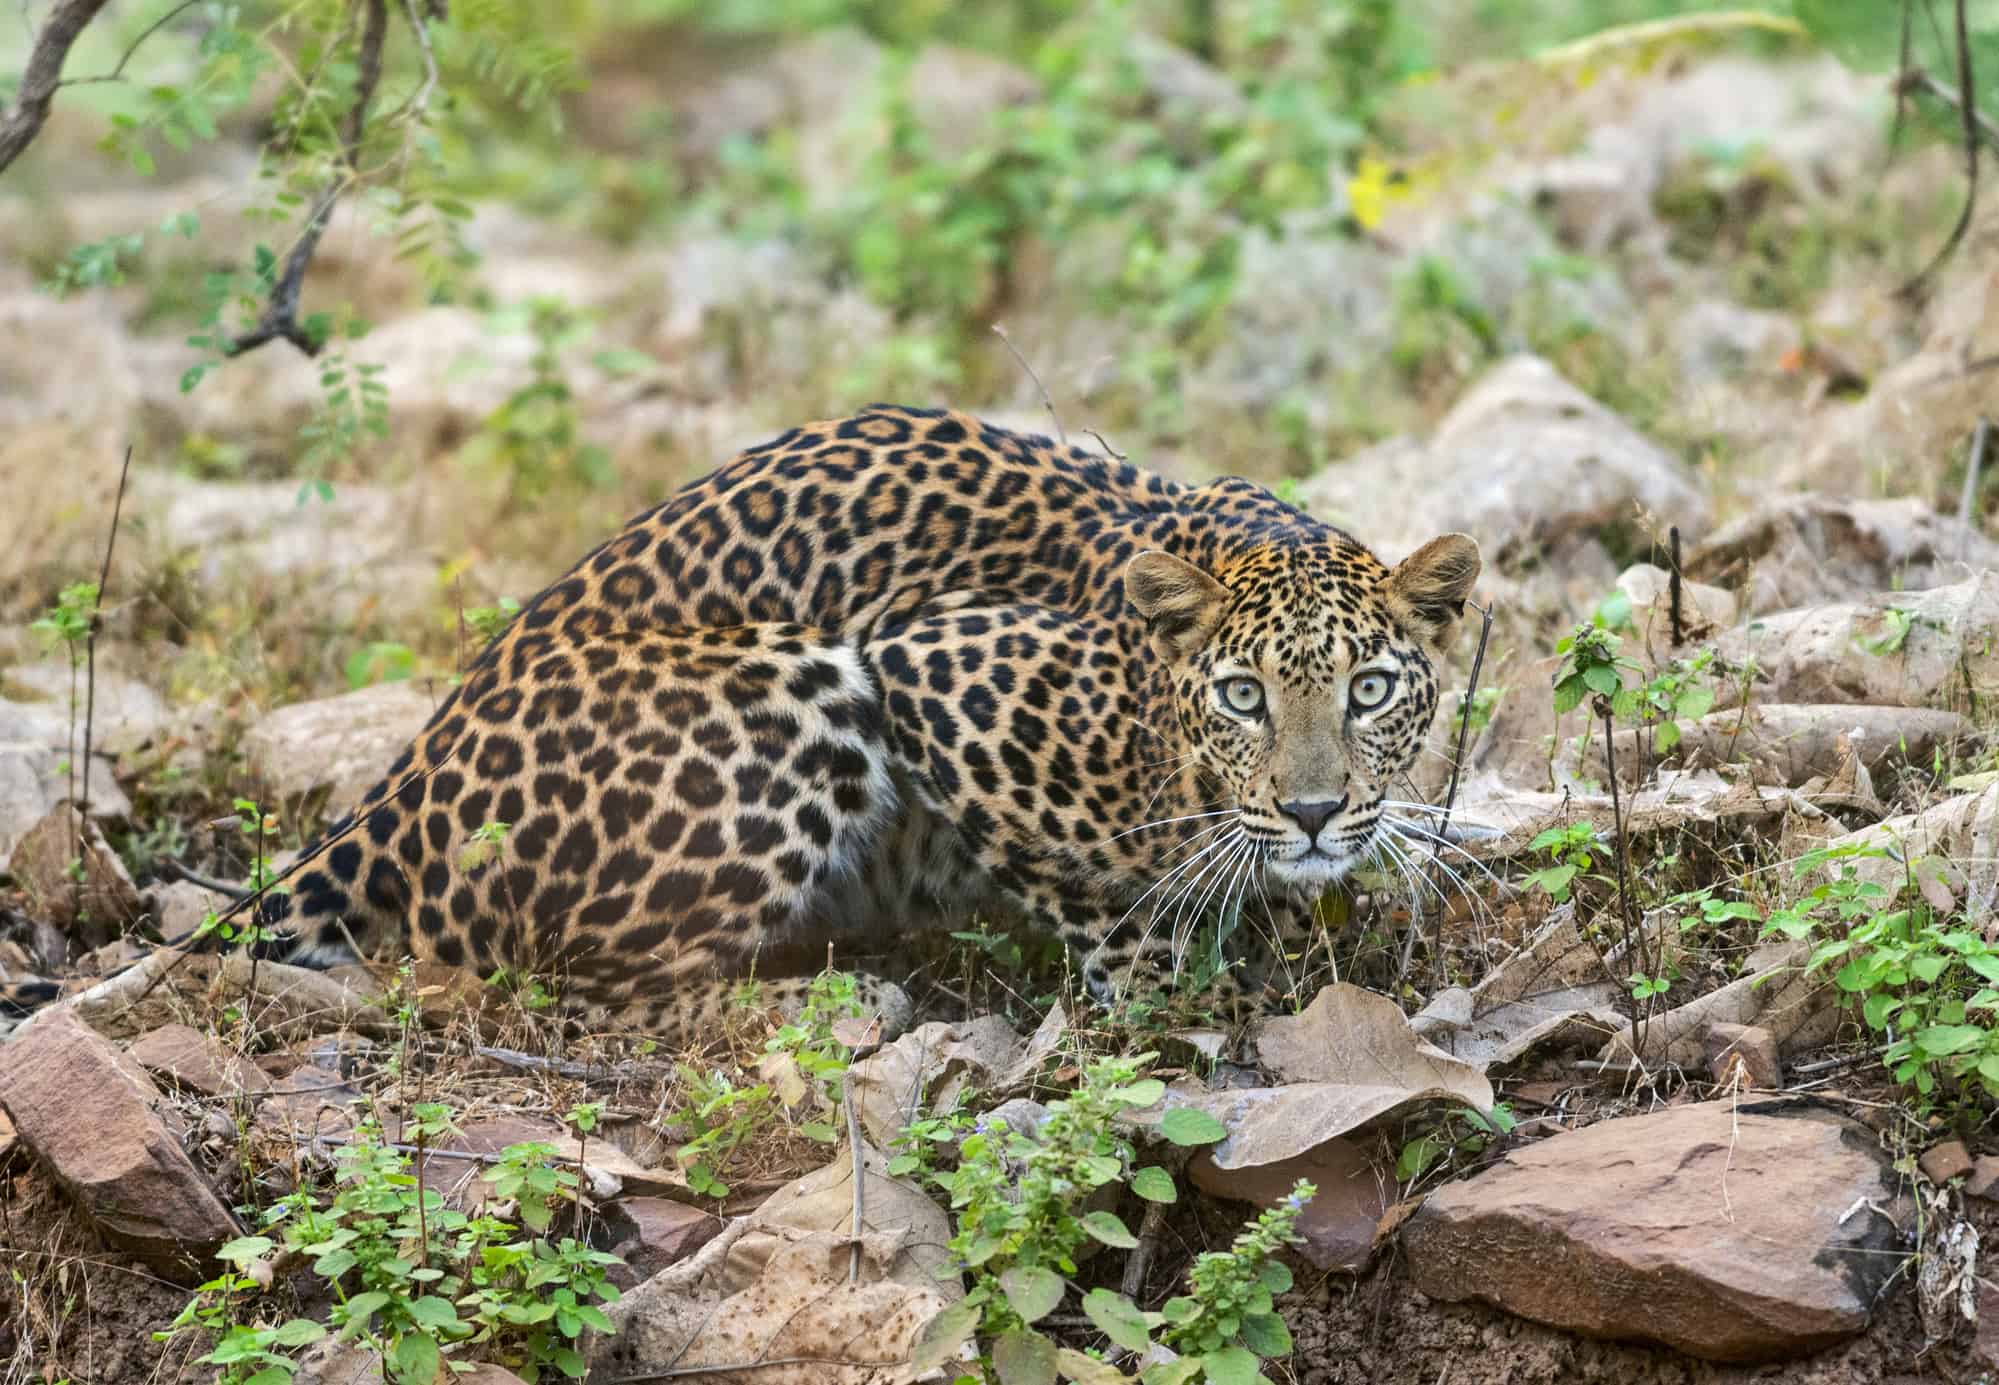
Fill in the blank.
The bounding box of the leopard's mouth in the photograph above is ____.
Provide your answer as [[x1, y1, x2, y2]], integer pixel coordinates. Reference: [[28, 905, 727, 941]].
[[1264, 843, 1362, 891]]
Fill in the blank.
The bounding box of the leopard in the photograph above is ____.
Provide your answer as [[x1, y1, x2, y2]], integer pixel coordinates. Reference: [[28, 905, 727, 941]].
[[17, 405, 1482, 1039]]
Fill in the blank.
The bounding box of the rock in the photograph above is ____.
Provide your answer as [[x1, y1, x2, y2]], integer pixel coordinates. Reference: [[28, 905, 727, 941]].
[[1612, 562, 1737, 646], [1129, 33, 1247, 141], [0, 660, 171, 757], [1188, 225, 1399, 420], [1404, 1100, 1913, 1361], [1790, 236, 1998, 497], [1610, 704, 1974, 793], [0, 1008, 238, 1281], [0, 696, 134, 873], [1514, 156, 1657, 255], [602, 1196, 727, 1281], [1703, 1022, 1782, 1089], [0, 291, 137, 446], [128, 1023, 275, 1098], [1965, 1155, 1999, 1201], [1712, 572, 1999, 711], [130, 470, 449, 625], [1689, 495, 1999, 616], [1598, 938, 1841, 1070], [8, 805, 144, 946], [152, 878, 231, 940], [1299, 356, 1710, 569], [1920, 1140, 1976, 1186], [399, 1114, 690, 1212], [241, 680, 442, 814], [1669, 298, 1800, 384]]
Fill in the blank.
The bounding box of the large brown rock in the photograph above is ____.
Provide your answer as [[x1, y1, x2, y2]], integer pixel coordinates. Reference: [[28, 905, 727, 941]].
[[1404, 1100, 1911, 1361], [0, 1008, 237, 1280], [241, 680, 441, 814]]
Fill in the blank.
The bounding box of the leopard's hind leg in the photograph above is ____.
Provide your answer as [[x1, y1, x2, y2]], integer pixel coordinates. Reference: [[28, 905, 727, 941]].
[[258, 623, 911, 1041]]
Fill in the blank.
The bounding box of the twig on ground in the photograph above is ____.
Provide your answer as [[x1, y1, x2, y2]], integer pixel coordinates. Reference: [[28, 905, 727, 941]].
[[842, 1031, 885, 1284], [0, 0, 113, 175], [1121, 1200, 1171, 1301], [161, 859, 252, 901], [1598, 702, 1644, 1044], [991, 323, 1066, 444], [226, 0, 389, 357]]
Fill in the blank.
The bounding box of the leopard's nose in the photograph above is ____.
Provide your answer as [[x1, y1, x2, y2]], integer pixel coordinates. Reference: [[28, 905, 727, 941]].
[[1280, 798, 1343, 841]]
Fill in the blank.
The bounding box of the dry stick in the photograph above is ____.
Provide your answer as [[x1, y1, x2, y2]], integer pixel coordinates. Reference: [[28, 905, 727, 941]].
[[842, 1034, 885, 1283], [1397, 600, 1494, 985], [1958, 415, 1993, 537], [1121, 1200, 1170, 1301], [1599, 704, 1645, 1050], [78, 445, 132, 824], [1900, 0, 1980, 299], [226, 0, 389, 357], [991, 323, 1066, 444], [1900, 65, 1999, 155], [1667, 525, 1683, 647], [0, 0, 114, 175]]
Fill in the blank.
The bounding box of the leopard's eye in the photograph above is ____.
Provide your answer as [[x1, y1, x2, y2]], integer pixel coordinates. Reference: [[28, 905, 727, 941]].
[[1218, 677, 1266, 717], [1350, 671, 1394, 712]]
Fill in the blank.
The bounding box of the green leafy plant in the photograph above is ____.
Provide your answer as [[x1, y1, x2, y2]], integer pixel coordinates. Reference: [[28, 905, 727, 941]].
[[913, 1055, 1308, 1384], [459, 298, 625, 498], [345, 641, 419, 690], [1523, 821, 1606, 904], [161, 1116, 621, 1383], [465, 597, 523, 646], [1761, 841, 1999, 1103], [1395, 1105, 1517, 1185]]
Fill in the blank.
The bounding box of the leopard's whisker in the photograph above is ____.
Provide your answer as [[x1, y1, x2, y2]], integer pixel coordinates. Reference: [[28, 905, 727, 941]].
[[1148, 829, 1242, 966], [1170, 833, 1250, 966], [1382, 817, 1509, 892], [1132, 832, 1242, 990], [1094, 829, 1238, 981]]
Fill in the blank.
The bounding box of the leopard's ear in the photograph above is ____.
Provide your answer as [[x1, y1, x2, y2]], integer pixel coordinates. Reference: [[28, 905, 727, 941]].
[[1125, 550, 1229, 660], [1384, 534, 1481, 644]]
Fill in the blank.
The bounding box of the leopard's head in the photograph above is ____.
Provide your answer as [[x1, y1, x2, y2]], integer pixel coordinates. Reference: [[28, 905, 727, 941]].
[[1125, 531, 1481, 893]]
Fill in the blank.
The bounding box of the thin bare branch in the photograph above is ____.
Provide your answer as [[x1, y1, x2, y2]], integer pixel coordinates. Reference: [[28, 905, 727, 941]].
[[0, 0, 113, 176], [1900, 0, 1981, 298], [78, 444, 132, 820], [226, 0, 389, 357], [53, 0, 202, 90], [992, 322, 1066, 445]]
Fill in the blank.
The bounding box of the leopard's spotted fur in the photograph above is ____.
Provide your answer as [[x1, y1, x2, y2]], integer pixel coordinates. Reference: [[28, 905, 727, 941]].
[[231, 404, 1480, 1035]]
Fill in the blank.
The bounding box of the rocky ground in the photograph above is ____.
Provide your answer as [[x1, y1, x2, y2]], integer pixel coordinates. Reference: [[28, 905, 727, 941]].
[[4, 14, 1999, 1385]]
